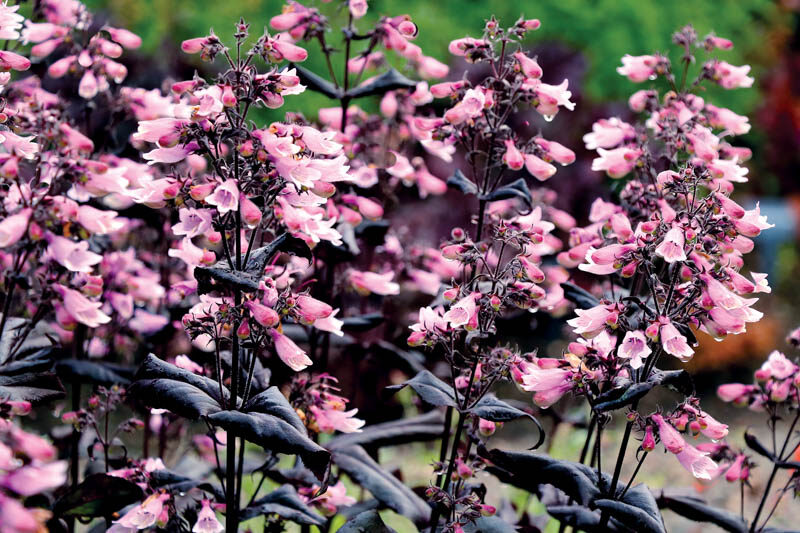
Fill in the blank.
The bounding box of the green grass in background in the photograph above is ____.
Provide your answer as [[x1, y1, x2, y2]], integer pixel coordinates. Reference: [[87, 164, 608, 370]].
[[86, 0, 783, 114]]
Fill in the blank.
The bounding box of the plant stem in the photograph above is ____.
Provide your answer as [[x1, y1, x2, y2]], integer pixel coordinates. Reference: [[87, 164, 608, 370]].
[[434, 406, 454, 489]]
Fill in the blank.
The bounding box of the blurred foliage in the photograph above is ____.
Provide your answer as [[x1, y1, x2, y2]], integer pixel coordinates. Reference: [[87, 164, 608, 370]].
[[86, 0, 784, 114]]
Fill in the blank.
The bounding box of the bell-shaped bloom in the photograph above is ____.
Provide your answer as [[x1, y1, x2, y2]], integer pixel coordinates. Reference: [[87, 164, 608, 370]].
[[115, 493, 169, 529], [193, 500, 223, 533], [270, 328, 312, 371], [617, 54, 658, 82], [534, 138, 575, 165], [348, 270, 400, 296], [295, 295, 333, 325], [618, 330, 651, 369], [0, 50, 30, 71], [697, 411, 729, 440], [514, 51, 542, 79], [655, 227, 687, 263], [502, 139, 524, 170], [54, 285, 111, 328], [759, 350, 797, 380], [660, 321, 694, 362], [652, 413, 685, 454], [583, 118, 635, 150], [591, 147, 641, 178], [245, 301, 279, 328], [443, 293, 479, 330], [172, 208, 213, 238], [524, 153, 556, 181], [0, 208, 31, 247], [532, 79, 575, 116], [709, 60, 753, 89], [444, 88, 486, 124], [310, 405, 365, 433], [675, 443, 718, 480], [47, 235, 102, 273], [717, 383, 754, 403], [1, 461, 67, 496], [724, 454, 748, 482], [567, 303, 618, 338], [205, 180, 239, 214]]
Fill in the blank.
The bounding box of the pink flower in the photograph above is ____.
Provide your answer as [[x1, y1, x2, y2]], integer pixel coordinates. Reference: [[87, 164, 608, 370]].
[[759, 350, 797, 380], [724, 454, 748, 482], [175, 355, 204, 374], [0, 50, 30, 71], [313, 308, 344, 337], [660, 321, 694, 362], [514, 51, 542, 79], [181, 36, 211, 54], [0, 208, 31, 247], [206, 180, 240, 214], [115, 493, 169, 529], [583, 118, 635, 150], [310, 405, 365, 433], [129, 310, 169, 334], [77, 205, 124, 234], [591, 147, 641, 178], [444, 88, 486, 124], [1, 461, 67, 496], [294, 295, 333, 325], [172, 208, 213, 238], [240, 195, 262, 228], [734, 203, 773, 237], [54, 285, 111, 328], [524, 153, 556, 181], [245, 301, 279, 328], [617, 54, 658, 82], [566, 303, 618, 337], [348, 0, 367, 18], [534, 138, 575, 165], [47, 235, 103, 273], [193, 500, 223, 533], [444, 293, 479, 330], [655, 227, 687, 263], [0, 494, 45, 532], [717, 383, 753, 403], [675, 443, 717, 480], [270, 329, 312, 371], [651, 413, 685, 454], [348, 270, 400, 296], [709, 60, 754, 89], [502, 139, 524, 170], [618, 330, 651, 369], [532, 79, 575, 116]]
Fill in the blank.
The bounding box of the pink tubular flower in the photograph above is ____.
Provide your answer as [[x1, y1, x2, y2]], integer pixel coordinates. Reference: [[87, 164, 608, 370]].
[[115, 493, 169, 529], [566, 303, 618, 338], [240, 195, 262, 228], [0, 50, 30, 71], [54, 285, 111, 328], [348, 270, 400, 296], [270, 328, 312, 371], [514, 51, 542, 79], [675, 443, 718, 480], [443, 293, 479, 330], [348, 0, 367, 18], [659, 321, 694, 362], [502, 139, 524, 170], [758, 350, 797, 380], [651, 413, 685, 454], [1, 461, 67, 496], [245, 301, 279, 328], [724, 454, 748, 482], [655, 227, 687, 263], [618, 330, 651, 369], [47, 235, 102, 273], [617, 54, 658, 82], [310, 405, 365, 433], [591, 147, 641, 178], [193, 500, 223, 533], [295, 295, 333, 324], [583, 118, 636, 150], [709, 60, 754, 89], [0, 208, 31, 247], [444, 88, 486, 124], [534, 138, 575, 165], [524, 153, 556, 181], [205, 180, 240, 214]]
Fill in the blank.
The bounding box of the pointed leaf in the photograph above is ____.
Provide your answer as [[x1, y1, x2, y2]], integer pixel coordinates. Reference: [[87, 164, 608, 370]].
[[468, 396, 544, 449], [561, 282, 600, 309], [53, 473, 144, 518], [447, 169, 478, 196], [346, 68, 417, 99], [481, 178, 533, 212], [290, 63, 342, 99], [55, 359, 131, 386], [341, 313, 385, 333], [327, 410, 444, 450], [331, 445, 430, 526], [242, 485, 326, 525], [744, 432, 776, 461], [657, 493, 747, 533], [243, 386, 306, 434], [207, 410, 330, 481], [386, 370, 457, 408], [593, 499, 665, 533], [338, 510, 397, 533]]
